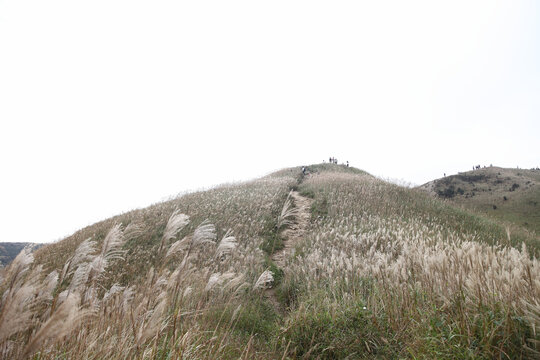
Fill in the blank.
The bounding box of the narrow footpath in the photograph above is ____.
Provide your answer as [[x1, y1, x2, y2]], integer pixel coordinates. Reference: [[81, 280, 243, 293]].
[[272, 191, 313, 267], [266, 190, 313, 313]]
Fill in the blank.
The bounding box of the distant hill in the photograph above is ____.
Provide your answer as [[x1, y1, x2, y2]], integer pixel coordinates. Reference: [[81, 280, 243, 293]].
[[419, 166, 540, 234], [0, 242, 42, 266]]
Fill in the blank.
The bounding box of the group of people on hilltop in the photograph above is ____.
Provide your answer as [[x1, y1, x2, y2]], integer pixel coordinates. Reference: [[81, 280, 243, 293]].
[[326, 157, 349, 167], [473, 164, 493, 170]]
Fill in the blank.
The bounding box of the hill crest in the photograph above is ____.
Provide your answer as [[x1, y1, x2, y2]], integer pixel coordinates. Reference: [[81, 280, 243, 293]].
[[419, 166, 540, 233]]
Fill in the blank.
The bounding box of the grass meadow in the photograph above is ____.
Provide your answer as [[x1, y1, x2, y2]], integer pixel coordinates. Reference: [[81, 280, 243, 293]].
[[1, 165, 539, 359]]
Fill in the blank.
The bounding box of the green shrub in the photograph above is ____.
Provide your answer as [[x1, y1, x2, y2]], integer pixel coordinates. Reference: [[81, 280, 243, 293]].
[[260, 232, 283, 255], [438, 186, 456, 198], [275, 277, 301, 310], [233, 296, 278, 338], [265, 258, 284, 286], [414, 304, 534, 359], [283, 297, 397, 359]]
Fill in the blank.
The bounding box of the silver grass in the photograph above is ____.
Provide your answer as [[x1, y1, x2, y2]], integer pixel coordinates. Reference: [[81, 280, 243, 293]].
[[30, 268, 58, 304], [154, 273, 170, 290], [103, 283, 124, 302], [89, 255, 107, 277], [67, 263, 90, 294], [2, 247, 33, 290], [100, 223, 125, 262], [42, 270, 59, 300], [231, 304, 242, 322], [0, 248, 37, 342], [253, 270, 274, 290], [215, 230, 237, 259], [159, 211, 189, 254], [84, 285, 99, 307], [61, 238, 96, 281], [165, 221, 217, 277], [23, 292, 90, 358], [204, 271, 238, 292], [183, 286, 193, 298], [224, 273, 248, 295], [0, 283, 37, 343], [163, 211, 190, 243], [167, 224, 214, 281], [124, 222, 144, 241], [136, 296, 168, 346], [167, 266, 194, 290], [56, 290, 68, 305], [277, 191, 299, 230], [145, 267, 155, 289], [192, 220, 216, 247], [205, 273, 222, 291], [165, 236, 191, 261], [88, 224, 127, 282], [122, 286, 135, 312]]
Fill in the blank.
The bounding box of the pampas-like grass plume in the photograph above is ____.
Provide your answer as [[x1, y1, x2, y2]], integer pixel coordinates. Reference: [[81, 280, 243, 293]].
[[277, 191, 298, 230], [192, 220, 217, 247], [124, 222, 144, 241], [1, 247, 33, 290], [159, 210, 190, 254], [0, 248, 36, 343], [99, 223, 126, 262], [67, 262, 91, 294], [59, 238, 96, 288], [253, 270, 274, 290], [22, 292, 90, 359], [0, 283, 37, 344], [215, 230, 237, 259], [136, 296, 168, 346], [166, 220, 216, 263], [205, 272, 236, 292], [165, 236, 191, 261], [103, 283, 125, 302], [88, 224, 127, 282]]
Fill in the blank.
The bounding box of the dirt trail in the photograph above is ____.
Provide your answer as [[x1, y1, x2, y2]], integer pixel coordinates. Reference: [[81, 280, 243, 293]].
[[265, 191, 312, 313], [272, 191, 313, 267]]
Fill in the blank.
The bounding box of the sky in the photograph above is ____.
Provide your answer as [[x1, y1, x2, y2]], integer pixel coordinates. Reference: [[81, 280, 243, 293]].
[[1, 1, 539, 243]]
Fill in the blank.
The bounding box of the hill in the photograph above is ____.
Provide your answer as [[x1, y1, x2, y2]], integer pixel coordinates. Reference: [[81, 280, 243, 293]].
[[419, 166, 540, 234], [0, 242, 41, 267], [1, 164, 540, 359]]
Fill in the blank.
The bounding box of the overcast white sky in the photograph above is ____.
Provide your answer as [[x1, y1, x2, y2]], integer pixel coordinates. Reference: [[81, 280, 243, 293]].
[[1, 1, 539, 243]]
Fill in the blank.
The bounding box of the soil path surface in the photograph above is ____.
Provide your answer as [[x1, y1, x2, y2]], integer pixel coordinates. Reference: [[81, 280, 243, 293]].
[[272, 191, 313, 267], [265, 190, 313, 314]]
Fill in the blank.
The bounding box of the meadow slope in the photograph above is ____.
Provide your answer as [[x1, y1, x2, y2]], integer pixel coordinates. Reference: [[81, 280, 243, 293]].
[[1, 164, 539, 359], [419, 167, 540, 235]]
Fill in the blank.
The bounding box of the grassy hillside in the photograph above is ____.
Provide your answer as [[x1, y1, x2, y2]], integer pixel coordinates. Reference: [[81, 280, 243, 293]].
[[419, 167, 540, 235], [1, 164, 540, 359]]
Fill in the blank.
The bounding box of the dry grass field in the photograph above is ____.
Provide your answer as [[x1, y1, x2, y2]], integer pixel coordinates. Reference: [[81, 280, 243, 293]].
[[1, 164, 539, 359]]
